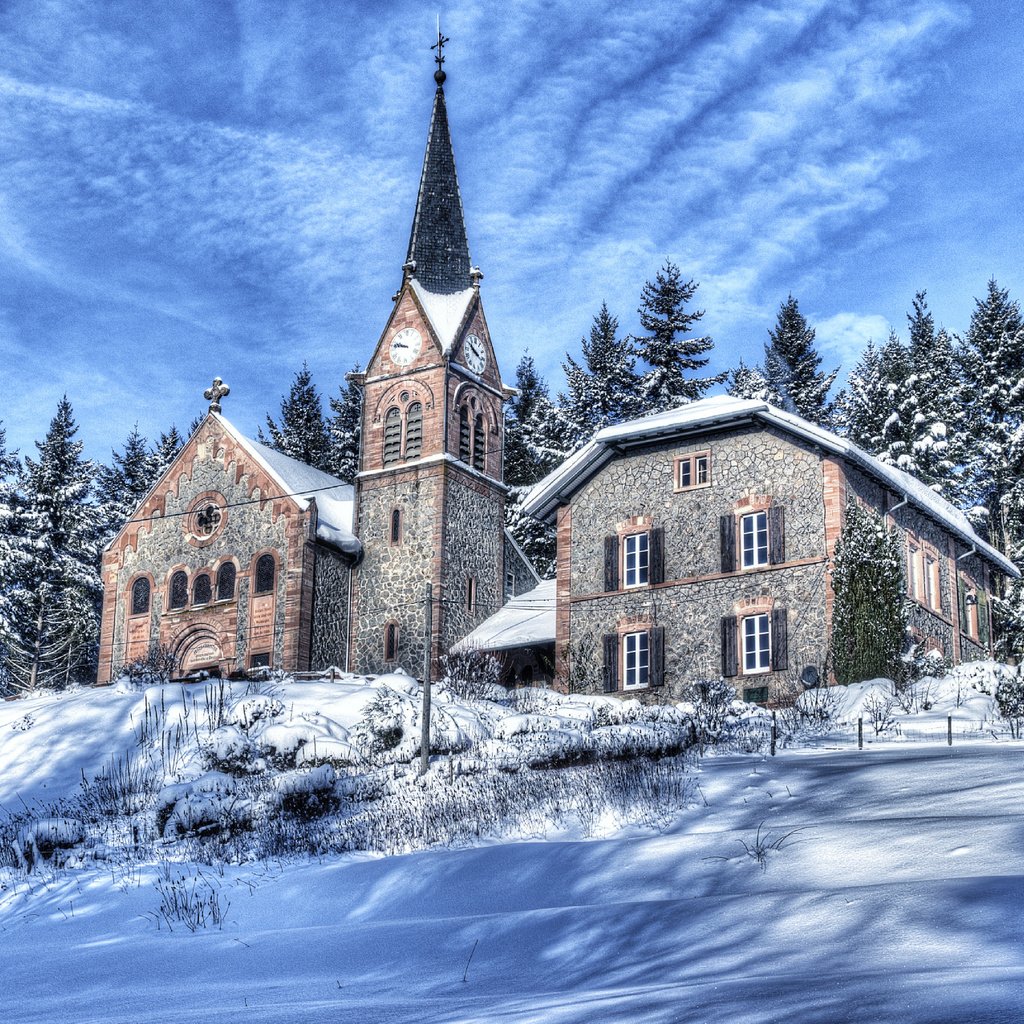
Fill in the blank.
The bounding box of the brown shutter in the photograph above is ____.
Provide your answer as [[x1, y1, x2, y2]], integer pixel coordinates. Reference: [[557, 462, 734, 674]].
[[957, 576, 966, 634], [768, 505, 786, 565], [721, 616, 738, 677], [649, 527, 665, 585], [650, 626, 665, 687], [720, 515, 736, 573], [602, 633, 619, 692], [604, 535, 619, 592], [980, 594, 991, 648], [771, 606, 789, 671]]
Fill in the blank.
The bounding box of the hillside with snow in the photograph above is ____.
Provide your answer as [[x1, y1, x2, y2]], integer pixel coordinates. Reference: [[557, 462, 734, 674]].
[[1, 666, 1023, 1023]]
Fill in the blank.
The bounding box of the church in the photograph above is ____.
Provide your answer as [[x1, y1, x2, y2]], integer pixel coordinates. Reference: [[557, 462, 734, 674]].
[[97, 49, 538, 685]]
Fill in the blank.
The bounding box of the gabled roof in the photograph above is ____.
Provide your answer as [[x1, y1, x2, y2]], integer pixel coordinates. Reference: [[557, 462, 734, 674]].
[[219, 416, 360, 558], [405, 84, 472, 296], [522, 395, 1017, 577], [452, 579, 556, 653]]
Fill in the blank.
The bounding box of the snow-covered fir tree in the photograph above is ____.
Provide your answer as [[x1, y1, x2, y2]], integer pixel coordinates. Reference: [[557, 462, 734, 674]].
[[833, 332, 909, 455], [762, 295, 836, 424], [829, 501, 908, 685], [260, 363, 332, 471], [152, 426, 185, 478], [95, 424, 158, 546], [559, 303, 641, 452], [327, 367, 363, 482], [504, 354, 560, 576], [2, 398, 103, 692], [633, 261, 724, 414], [725, 359, 778, 403]]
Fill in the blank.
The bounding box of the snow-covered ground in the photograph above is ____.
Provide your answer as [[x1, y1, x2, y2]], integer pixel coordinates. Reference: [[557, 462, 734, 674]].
[[2, 668, 1023, 1023]]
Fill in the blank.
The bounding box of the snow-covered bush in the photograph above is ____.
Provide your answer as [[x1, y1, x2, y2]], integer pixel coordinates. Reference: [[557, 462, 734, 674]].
[[994, 670, 1024, 738], [123, 644, 177, 687], [349, 689, 407, 758], [680, 678, 736, 753], [440, 647, 504, 701], [202, 726, 261, 776], [12, 817, 85, 872], [271, 765, 339, 820]]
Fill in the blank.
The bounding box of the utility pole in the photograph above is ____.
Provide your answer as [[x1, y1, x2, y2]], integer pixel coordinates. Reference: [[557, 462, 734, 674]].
[[419, 581, 433, 775]]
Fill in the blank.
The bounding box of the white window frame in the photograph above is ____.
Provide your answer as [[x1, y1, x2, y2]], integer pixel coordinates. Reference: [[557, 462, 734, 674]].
[[623, 630, 650, 689], [623, 532, 650, 588], [740, 511, 769, 569], [742, 613, 771, 674], [908, 541, 923, 601], [923, 551, 941, 612]]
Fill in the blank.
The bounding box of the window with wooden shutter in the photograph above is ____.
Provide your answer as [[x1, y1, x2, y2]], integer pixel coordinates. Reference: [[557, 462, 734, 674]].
[[383, 407, 402, 465], [741, 511, 769, 568], [742, 613, 771, 673], [768, 505, 786, 564], [720, 515, 736, 572], [623, 631, 650, 689], [649, 527, 665, 585], [771, 606, 789, 671], [604, 535, 620, 591], [405, 402, 423, 459], [721, 616, 738, 677], [650, 626, 665, 687], [602, 633, 619, 692], [623, 532, 649, 587]]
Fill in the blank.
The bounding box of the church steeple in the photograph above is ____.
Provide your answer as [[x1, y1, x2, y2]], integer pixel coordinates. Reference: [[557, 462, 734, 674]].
[[404, 37, 472, 296]]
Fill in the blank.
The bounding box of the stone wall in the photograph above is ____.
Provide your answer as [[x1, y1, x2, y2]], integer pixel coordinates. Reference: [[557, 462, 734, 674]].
[[311, 544, 352, 670]]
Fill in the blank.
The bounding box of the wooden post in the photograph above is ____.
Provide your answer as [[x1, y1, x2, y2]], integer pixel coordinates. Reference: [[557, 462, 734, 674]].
[[419, 581, 433, 776], [858, 717, 863, 749], [947, 714, 953, 746], [770, 711, 777, 756]]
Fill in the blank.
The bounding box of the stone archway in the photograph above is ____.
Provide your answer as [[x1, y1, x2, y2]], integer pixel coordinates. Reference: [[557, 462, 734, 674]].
[[172, 626, 224, 678]]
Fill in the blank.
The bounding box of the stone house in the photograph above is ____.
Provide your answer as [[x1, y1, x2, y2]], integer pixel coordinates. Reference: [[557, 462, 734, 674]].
[[97, 58, 537, 684], [518, 396, 1017, 703]]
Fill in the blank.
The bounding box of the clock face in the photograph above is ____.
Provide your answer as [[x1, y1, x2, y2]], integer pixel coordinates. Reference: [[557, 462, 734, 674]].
[[389, 327, 422, 367], [463, 333, 486, 374]]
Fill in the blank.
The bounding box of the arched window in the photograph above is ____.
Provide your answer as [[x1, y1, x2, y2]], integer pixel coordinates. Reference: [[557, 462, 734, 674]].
[[473, 414, 485, 471], [385, 622, 399, 661], [169, 571, 188, 610], [459, 405, 472, 462], [405, 402, 423, 458], [216, 562, 236, 601], [255, 554, 276, 594], [192, 573, 212, 606], [390, 508, 402, 545], [130, 578, 150, 616], [383, 407, 402, 465]]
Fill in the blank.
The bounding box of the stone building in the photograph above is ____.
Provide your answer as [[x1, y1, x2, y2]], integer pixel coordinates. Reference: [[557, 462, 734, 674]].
[[516, 396, 1016, 702], [97, 54, 537, 683]]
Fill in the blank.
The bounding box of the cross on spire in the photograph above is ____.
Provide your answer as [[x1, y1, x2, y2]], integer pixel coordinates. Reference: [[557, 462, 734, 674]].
[[432, 18, 449, 85], [204, 376, 230, 413]]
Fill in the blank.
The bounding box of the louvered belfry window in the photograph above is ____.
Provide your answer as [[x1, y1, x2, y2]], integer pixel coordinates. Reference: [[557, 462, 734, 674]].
[[254, 554, 275, 594], [472, 415, 485, 471], [216, 562, 236, 601], [405, 402, 423, 458], [459, 406, 472, 462], [131, 578, 150, 616], [383, 407, 402, 465], [169, 571, 188, 610]]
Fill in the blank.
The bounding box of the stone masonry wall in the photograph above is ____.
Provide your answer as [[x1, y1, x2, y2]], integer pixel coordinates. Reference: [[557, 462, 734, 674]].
[[311, 544, 351, 671]]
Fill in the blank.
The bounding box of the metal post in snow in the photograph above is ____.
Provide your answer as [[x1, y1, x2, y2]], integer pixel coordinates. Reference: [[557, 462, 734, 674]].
[[858, 717, 863, 750], [419, 581, 433, 776], [947, 714, 953, 746], [771, 711, 777, 756]]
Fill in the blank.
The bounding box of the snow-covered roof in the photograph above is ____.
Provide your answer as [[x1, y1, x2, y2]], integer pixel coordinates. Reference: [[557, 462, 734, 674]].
[[452, 579, 556, 653], [409, 277, 475, 355], [522, 395, 1017, 577], [218, 416, 361, 559]]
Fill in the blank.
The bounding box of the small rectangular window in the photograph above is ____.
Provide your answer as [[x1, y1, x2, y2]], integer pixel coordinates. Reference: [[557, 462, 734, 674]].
[[740, 511, 769, 569], [623, 631, 650, 689], [965, 587, 979, 639], [466, 577, 478, 613], [924, 552, 941, 611], [249, 652, 271, 669], [505, 570, 516, 599], [674, 451, 711, 491], [742, 613, 771, 674], [623, 533, 649, 587]]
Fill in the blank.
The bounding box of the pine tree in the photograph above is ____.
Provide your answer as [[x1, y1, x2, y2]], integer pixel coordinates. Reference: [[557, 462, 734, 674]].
[[152, 426, 185, 478], [559, 303, 641, 450], [830, 501, 908, 685], [725, 359, 777, 403], [327, 367, 363, 481], [504, 354, 560, 575], [633, 261, 724, 413], [96, 424, 158, 545], [3, 398, 102, 692], [763, 295, 837, 424], [0, 424, 25, 695], [260, 363, 332, 470], [833, 332, 909, 456]]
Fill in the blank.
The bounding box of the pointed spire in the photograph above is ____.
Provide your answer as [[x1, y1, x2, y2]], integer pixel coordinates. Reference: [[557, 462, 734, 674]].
[[405, 35, 472, 296]]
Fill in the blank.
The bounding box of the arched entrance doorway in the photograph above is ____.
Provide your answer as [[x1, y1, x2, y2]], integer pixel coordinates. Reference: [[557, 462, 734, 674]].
[[172, 626, 224, 678]]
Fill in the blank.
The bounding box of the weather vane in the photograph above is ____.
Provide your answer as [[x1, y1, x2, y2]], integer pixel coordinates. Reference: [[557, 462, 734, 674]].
[[432, 16, 449, 85]]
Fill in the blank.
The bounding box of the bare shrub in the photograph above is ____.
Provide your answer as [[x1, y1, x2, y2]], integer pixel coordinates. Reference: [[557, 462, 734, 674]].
[[124, 644, 177, 687], [682, 678, 736, 754], [153, 866, 230, 932], [440, 647, 504, 701], [864, 691, 898, 735], [995, 670, 1024, 739]]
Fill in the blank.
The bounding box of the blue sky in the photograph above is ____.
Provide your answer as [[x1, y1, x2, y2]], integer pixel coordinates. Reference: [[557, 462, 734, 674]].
[[0, 0, 1021, 464]]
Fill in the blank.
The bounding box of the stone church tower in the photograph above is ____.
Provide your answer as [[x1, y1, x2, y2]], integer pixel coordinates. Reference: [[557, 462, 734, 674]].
[[347, 55, 515, 675]]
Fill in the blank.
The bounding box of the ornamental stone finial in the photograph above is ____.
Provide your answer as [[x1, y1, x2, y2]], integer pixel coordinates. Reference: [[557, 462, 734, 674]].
[[204, 377, 230, 413]]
